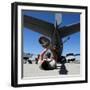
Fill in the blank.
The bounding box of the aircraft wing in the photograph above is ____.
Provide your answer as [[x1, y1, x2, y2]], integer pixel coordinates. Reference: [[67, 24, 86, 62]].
[[23, 15, 54, 37], [58, 23, 80, 38]]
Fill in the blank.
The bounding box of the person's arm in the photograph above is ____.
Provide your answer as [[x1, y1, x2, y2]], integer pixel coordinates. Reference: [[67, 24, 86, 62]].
[[40, 48, 48, 60], [38, 48, 48, 63]]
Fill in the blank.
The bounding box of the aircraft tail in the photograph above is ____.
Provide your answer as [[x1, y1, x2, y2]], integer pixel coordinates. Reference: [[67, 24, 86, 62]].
[[55, 13, 62, 28]]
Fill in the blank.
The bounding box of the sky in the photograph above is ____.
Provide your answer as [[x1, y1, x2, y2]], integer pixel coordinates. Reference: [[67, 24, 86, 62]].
[[22, 10, 80, 56]]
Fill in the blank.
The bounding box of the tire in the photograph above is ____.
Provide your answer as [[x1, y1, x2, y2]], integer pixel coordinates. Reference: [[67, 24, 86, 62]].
[[60, 56, 66, 64]]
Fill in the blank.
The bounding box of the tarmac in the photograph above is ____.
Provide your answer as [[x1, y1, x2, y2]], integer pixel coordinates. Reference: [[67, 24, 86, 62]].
[[22, 61, 80, 78]]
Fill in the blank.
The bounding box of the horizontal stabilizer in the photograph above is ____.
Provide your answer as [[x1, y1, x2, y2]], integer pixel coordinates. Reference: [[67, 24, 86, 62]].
[[23, 15, 54, 37], [59, 23, 80, 38]]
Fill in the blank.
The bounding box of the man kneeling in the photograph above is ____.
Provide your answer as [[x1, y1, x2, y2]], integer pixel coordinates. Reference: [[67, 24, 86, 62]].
[[38, 49, 56, 70], [40, 53, 56, 70]]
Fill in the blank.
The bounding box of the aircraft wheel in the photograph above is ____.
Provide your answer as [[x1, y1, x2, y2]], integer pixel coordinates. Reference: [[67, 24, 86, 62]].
[[60, 56, 66, 64]]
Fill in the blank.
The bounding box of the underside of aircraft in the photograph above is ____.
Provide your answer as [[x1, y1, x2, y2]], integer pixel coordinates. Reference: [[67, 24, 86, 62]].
[[23, 15, 80, 63]]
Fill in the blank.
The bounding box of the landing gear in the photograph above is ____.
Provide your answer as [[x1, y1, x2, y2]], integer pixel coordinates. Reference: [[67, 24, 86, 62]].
[[59, 56, 66, 64], [59, 64, 68, 74], [59, 56, 68, 75]]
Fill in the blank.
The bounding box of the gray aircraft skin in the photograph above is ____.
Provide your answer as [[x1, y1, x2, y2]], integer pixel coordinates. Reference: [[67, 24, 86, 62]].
[[23, 15, 80, 63]]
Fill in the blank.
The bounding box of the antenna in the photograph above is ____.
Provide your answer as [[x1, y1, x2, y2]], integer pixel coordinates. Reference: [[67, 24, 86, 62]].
[[63, 37, 70, 44]]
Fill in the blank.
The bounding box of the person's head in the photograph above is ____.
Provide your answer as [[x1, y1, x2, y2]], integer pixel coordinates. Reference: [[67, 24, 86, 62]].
[[46, 52, 51, 58]]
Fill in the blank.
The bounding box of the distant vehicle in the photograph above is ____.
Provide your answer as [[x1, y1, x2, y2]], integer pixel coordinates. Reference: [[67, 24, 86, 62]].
[[23, 57, 32, 64], [66, 53, 75, 63], [28, 58, 32, 64], [23, 57, 29, 64]]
